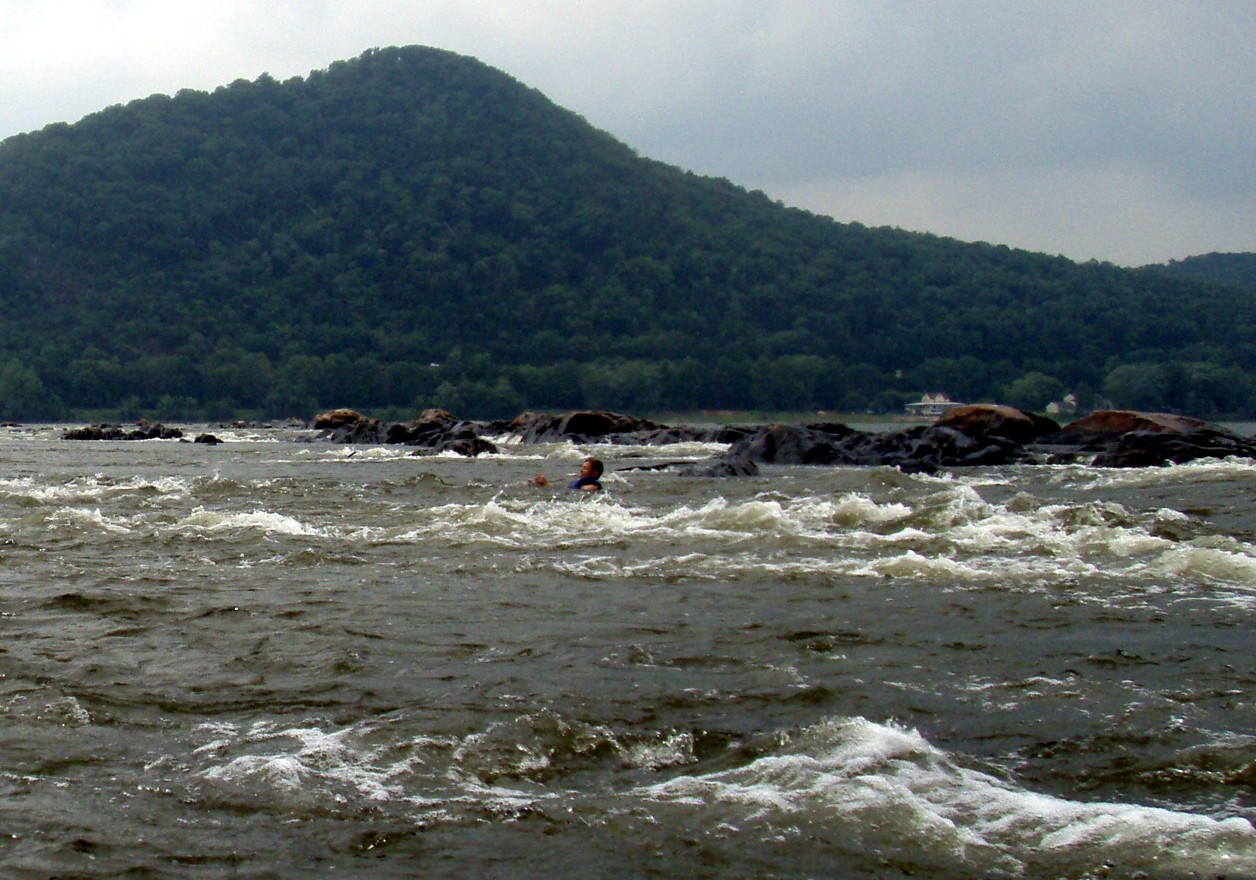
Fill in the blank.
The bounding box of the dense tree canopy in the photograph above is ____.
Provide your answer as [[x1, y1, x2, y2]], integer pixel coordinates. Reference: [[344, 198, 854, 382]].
[[1145, 253, 1256, 296], [1, 45, 1254, 420]]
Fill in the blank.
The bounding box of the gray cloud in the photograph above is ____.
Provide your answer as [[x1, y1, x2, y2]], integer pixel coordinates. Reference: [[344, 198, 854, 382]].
[[0, 0, 1252, 264]]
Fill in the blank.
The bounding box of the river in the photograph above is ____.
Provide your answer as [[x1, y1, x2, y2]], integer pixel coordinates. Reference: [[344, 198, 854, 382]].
[[0, 423, 1253, 878]]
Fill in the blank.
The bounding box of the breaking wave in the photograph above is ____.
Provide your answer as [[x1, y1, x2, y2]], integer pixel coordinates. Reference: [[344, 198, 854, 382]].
[[186, 712, 1255, 878]]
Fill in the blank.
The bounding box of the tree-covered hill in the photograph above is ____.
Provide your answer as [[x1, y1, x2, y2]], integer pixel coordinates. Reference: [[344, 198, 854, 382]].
[[1146, 253, 1256, 296], [1, 45, 1254, 420]]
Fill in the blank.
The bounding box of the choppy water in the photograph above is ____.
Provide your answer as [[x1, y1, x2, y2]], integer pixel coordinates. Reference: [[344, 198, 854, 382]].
[[0, 423, 1253, 879]]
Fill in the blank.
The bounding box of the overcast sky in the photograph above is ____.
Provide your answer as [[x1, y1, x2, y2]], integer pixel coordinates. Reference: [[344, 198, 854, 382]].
[[2, 1, 1252, 266]]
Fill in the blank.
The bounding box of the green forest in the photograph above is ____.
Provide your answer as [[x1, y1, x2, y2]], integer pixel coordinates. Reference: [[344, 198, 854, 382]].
[[1146, 252, 1256, 296], [0, 45, 1254, 422]]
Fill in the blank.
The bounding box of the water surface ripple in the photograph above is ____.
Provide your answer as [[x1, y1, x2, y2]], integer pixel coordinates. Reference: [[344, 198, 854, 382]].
[[0, 425, 1253, 878]]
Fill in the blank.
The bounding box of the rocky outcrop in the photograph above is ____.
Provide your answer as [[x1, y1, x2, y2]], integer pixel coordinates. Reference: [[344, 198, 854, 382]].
[[63, 422, 183, 441], [678, 451, 760, 477], [506, 411, 669, 444], [434, 436, 499, 457], [1089, 427, 1256, 467], [1043, 411, 1211, 446], [320, 410, 499, 456], [309, 404, 1256, 471], [680, 405, 1255, 474], [1034, 410, 1256, 467], [62, 405, 1252, 471], [312, 409, 367, 429], [934, 404, 1059, 444], [712, 408, 1047, 474], [727, 423, 860, 466], [312, 408, 753, 453]]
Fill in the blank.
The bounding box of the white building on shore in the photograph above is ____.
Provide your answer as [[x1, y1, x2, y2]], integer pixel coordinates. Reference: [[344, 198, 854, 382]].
[[904, 392, 965, 417]]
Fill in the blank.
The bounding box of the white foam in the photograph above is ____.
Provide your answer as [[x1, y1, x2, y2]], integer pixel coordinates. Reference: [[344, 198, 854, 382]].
[[174, 507, 322, 537], [338, 446, 415, 461], [851, 550, 978, 579], [196, 720, 419, 805], [1070, 457, 1256, 491], [539, 546, 1105, 585], [1149, 545, 1256, 586], [830, 495, 914, 526], [48, 507, 133, 534], [114, 473, 1254, 595], [193, 429, 283, 443], [192, 713, 620, 816], [622, 731, 699, 771], [4, 474, 192, 506], [642, 716, 1256, 876]]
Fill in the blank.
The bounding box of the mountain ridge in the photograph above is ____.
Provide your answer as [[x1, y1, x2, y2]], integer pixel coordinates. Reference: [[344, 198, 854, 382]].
[[1144, 252, 1256, 295], [0, 45, 1253, 420]]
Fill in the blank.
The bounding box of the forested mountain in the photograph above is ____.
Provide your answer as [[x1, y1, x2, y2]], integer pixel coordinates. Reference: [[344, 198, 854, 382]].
[[1, 45, 1254, 420], [1146, 253, 1256, 296]]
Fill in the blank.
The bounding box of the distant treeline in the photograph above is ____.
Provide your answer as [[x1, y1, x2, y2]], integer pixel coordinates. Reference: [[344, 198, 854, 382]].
[[4, 348, 1254, 424], [1, 46, 1254, 421]]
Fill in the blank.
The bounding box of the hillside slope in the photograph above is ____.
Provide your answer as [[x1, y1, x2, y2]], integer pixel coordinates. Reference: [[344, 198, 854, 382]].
[[1146, 253, 1256, 295], [0, 45, 1253, 419]]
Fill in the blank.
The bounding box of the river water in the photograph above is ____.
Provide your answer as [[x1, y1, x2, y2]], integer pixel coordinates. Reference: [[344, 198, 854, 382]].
[[0, 423, 1253, 879]]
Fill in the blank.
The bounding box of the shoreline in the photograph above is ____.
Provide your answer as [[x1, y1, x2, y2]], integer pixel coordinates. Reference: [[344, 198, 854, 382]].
[[48, 405, 1256, 472]]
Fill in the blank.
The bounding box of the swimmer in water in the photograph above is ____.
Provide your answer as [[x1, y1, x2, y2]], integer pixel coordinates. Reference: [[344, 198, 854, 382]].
[[533, 457, 603, 491]]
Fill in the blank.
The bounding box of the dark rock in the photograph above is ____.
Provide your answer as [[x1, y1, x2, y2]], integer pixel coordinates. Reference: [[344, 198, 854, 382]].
[[732, 423, 864, 465], [1092, 429, 1256, 468], [63, 424, 123, 440], [888, 458, 939, 475], [384, 410, 463, 445], [437, 437, 498, 457], [319, 407, 498, 451], [321, 409, 743, 451], [506, 412, 565, 444], [958, 442, 1018, 466], [304, 406, 1252, 473], [710, 424, 758, 444], [508, 410, 667, 444], [63, 422, 183, 441], [328, 418, 386, 444], [679, 452, 760, 477], [148, 424, 184, 440], [606, 424, 757, 446], [384, 421, 428, 444], [559, 410, 665, 438], [194, 433, 222, 445], [724, 417, 1038, 471]]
